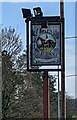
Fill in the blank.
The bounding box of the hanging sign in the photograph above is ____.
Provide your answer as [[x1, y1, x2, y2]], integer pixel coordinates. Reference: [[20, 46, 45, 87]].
[[31, 17, 61, 66]]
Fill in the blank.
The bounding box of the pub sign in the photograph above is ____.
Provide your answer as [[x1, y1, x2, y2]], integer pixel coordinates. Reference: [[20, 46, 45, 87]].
[[31, 17, 62, 66]]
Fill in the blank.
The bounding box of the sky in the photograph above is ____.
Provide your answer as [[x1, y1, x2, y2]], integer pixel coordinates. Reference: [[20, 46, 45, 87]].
[[0, 0, 77, 2], [0, 1, 76, 97]]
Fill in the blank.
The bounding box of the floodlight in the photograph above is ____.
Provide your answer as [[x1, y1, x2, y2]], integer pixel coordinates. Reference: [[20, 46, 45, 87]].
[[33, 7, 43, 17], [22, 8, 32, 18]]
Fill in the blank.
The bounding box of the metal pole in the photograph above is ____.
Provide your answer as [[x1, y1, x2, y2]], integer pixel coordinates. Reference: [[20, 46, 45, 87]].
[[60, 0, 66, 119], [43, 71, 50, 119], [58, 66, 60, 119], [48, 77, 50, 119]]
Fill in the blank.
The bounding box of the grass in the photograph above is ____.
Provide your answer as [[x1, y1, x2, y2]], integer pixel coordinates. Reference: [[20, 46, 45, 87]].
[[39, 46, 54, 53]]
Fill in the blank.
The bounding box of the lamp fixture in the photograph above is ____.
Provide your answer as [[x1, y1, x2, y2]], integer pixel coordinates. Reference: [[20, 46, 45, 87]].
[[22, 8, 32, 18], [33, 7, 43, 17]]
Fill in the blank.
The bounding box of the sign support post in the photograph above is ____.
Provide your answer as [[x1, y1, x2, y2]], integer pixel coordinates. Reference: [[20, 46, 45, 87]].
[[43, 71, 50, 119]]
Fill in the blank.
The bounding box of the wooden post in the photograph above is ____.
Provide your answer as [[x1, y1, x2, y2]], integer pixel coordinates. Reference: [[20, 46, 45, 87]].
[[60, 0, 66, 119], [60, 0, 64, 17]]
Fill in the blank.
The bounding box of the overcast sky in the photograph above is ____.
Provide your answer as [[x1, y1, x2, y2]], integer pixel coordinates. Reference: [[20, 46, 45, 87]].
[[0, 1, 76, 97]]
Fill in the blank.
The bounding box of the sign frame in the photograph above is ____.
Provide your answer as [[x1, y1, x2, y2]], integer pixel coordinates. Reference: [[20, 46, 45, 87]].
[[26, 16, 64, 72]]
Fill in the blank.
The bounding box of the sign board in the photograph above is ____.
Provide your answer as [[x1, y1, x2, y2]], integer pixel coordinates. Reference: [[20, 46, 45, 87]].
[[31, 17, 61, 66], [26, 16, 64, 71]]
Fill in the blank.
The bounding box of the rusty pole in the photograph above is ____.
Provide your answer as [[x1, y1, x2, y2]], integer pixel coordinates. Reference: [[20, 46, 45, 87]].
[[43, 71, 50, 119]]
